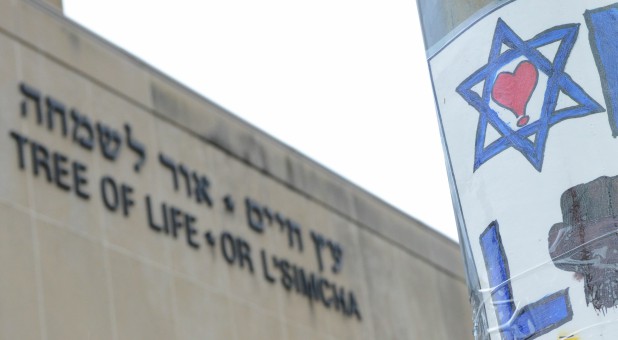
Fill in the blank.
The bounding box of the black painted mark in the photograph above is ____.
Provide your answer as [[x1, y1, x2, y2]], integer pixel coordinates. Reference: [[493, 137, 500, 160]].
[[205, 231, 216, 247], [244, 197, 304, 252], [145, 195, 201, 250], [549, 175, 618, 312], [158, 153, 213, 207], [97, 122, 122, 161], [10, 130, 91, 200], [18, 83, 150, 172], [100, 176, 134, 217], [124, 124, 146, 173], [71, 109, 95, 150], [311, 231, 342, 274], [45, 97, 68, 137], [223, 195, 235, 213], [220, 232, 253, 274], [19, 83, 42, 123]]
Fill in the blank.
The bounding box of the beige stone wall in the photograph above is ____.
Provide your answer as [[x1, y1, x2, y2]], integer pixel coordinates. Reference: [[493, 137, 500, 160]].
[[0, 0, 473, 339], [43, 0, 61, 12]]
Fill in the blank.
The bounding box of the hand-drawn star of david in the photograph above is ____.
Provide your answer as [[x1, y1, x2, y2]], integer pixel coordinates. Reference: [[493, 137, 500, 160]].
[[457, 19, 605, 172]]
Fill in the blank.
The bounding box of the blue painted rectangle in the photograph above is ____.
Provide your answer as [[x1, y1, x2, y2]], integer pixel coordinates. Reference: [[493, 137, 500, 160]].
[[586, 5, 618, 136]]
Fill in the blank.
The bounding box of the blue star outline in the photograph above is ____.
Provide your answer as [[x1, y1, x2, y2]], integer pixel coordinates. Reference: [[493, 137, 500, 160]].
[[457, 19, 604, 172]]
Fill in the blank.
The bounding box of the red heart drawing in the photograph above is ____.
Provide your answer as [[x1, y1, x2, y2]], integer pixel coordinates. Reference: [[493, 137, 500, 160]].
[[491, 61, 538, 127]]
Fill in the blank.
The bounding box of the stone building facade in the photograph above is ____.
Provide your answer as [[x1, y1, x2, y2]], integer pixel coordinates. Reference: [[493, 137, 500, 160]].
[[0, 1, 472, 339]]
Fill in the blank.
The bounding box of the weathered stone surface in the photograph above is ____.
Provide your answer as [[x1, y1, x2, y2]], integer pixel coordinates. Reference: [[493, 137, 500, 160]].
[[0, 1, 472, 339]]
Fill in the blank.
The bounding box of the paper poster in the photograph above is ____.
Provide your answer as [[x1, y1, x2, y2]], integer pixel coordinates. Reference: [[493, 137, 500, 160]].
[[429, 1, 618, 338]]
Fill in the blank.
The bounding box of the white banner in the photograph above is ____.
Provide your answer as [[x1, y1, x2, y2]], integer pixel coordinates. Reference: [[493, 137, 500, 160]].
[[430, 1, 618, 338]]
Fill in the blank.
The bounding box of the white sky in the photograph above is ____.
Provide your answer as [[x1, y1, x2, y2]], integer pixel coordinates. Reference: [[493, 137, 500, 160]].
[[62, 0, 458, 241]]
